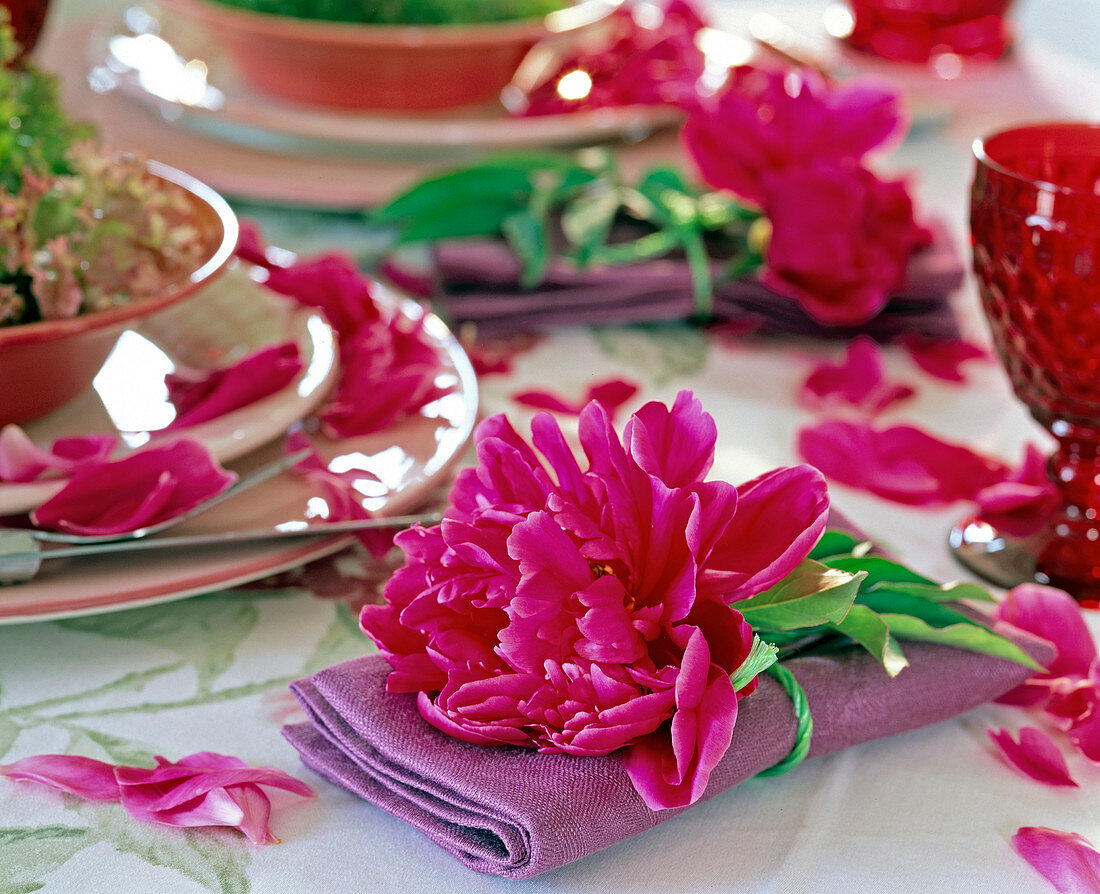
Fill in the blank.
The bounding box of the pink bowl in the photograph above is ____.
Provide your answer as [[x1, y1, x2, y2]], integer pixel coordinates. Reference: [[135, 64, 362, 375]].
[[158, 0, 618, 111], [0, 160, 239, 427]]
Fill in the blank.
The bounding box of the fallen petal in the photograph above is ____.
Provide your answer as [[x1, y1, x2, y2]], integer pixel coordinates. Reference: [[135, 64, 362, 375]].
[[799, 337, 915, 415], [31, 439, 237, 536], [1012, 826, 1100, 893], [0, 753, 121, 800], [987, 727, 1078, 787], [0, 425, 116, 483], [898, 335, 990, 383]]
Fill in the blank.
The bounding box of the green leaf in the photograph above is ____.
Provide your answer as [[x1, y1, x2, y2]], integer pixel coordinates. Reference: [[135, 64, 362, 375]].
[[825, 555, 935, 588], [856, 591, 982, 629], [808, 530, 864, 561], [868, 579, 995, 604], [878, 614, 1042, 670], [0, 826, 92, 894], [560, 185, 623, 264], [502, 209, 549, 289], [738, 559, 864, 631], [832, 604, 909, 676], [730, 636, 778, 692]]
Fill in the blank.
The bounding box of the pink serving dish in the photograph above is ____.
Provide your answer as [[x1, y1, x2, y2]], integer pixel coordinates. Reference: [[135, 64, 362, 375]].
[[0, 159, 238, 427], [157, 0, 618, 111]]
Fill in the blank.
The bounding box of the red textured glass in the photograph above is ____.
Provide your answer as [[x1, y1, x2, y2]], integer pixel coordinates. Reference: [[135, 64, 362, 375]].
[[844, 0, 1013, 65], [953, 123, 1100, 608]]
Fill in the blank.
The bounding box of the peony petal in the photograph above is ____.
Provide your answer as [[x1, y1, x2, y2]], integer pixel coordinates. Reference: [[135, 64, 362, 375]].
[[0, 753, 121, 800], [0, 425, 116, 483], [799, 338, 915, 415], [1012, 827, 1100, 893], [994, 585, 1097, 680], [626, 391, 716, 490], [798, 419, 1007, 506], [987, 727, 1078, 787], [165, 341, 303, 429], [898, 335, 991, 383], [31, 439, 237, 536]]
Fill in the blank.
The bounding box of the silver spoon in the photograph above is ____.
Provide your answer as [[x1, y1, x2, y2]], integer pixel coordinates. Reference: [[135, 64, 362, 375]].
[[0, 511, 444, 584], [8, 448, 313, 545]]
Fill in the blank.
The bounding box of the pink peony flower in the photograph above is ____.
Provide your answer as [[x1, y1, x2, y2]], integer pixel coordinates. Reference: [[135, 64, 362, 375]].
[[361, 391, 829, 810], [682, 65, 905, 205], [31, 438, 236, 536], [517, 0, 708, 116], [759, 161, 930, 325], [165, 341, 303, 429], [799, 337, 915, 415], [0, 751, 315, 844], [0, 425, 116, 483]]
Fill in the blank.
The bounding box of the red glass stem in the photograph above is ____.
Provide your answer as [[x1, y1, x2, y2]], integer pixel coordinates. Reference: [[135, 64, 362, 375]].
[[1037, 415, 1100, 595]]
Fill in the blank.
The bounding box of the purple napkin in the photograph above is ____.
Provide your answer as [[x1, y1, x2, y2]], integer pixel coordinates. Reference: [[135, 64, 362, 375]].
[[283, 627, 1051, 879], [430, 223, 963, 340]]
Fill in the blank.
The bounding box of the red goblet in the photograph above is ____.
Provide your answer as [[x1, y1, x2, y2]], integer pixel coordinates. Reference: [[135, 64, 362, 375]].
[[952, 123, 1100, 608], [842, 0, 1014, 66]]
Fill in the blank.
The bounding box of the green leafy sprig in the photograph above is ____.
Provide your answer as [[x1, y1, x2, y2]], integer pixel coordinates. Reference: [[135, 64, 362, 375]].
[[371, 151, 765, 317], [735, 529, 1039, 778]]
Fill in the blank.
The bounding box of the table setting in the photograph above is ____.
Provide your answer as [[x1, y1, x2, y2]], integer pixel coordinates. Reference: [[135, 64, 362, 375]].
[[1, 0, 1099, 891]]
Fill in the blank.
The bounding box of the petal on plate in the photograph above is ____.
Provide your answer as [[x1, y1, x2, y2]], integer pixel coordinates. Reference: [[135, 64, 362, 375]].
[[987, 726, 1078, 787], [1012, 826, 1100, 894], [0, 753, 121, 800], [31, 439, 237, 536], [165, 341, 303, 429], [0, 425, 115, 483]]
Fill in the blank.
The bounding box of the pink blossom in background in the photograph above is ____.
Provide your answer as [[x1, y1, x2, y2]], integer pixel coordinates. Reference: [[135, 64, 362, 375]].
[[514, 378, 639, 418], [974, 445, 1059, 538], [682, 65, 905, 204], [898, 334, 991, 383], [0, 425, 115, 483], [0, 751, 314, 844], [165, 342, 303, 429], [518, 0, 708, 116], [797, 419, 1006, 505], [799, 337, 915, 415], [1012, 827, 1100, 894], [760, 161, 930, 325], [987, 726, 1078, 787], [31, 439, 236, 536], [362, 391, 829, 810]]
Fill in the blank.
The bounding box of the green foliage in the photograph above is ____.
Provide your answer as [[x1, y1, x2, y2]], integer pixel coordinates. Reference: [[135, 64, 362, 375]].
[[0, 24, 92, 195], [745, 530, 1039, 677], [207, 0, 566, 24], [371, 150, 765, 318]]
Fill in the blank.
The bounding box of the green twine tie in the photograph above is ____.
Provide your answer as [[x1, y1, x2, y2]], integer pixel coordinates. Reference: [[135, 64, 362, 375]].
[[756, 662, 813, 778]]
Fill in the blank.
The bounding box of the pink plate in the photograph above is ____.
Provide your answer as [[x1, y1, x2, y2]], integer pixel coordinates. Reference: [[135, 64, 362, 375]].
[[0, 266, 338, 515], [0, 285, 478, 624]]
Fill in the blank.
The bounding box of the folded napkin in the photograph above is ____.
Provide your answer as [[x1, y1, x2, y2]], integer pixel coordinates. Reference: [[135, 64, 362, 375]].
[[284, 627, 1051, 879], [429, 223, 963, 340]]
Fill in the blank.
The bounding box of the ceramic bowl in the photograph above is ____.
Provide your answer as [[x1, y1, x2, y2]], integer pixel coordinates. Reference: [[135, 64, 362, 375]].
[[0, 160, 238, 426], [157, 0, 618, 111]]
